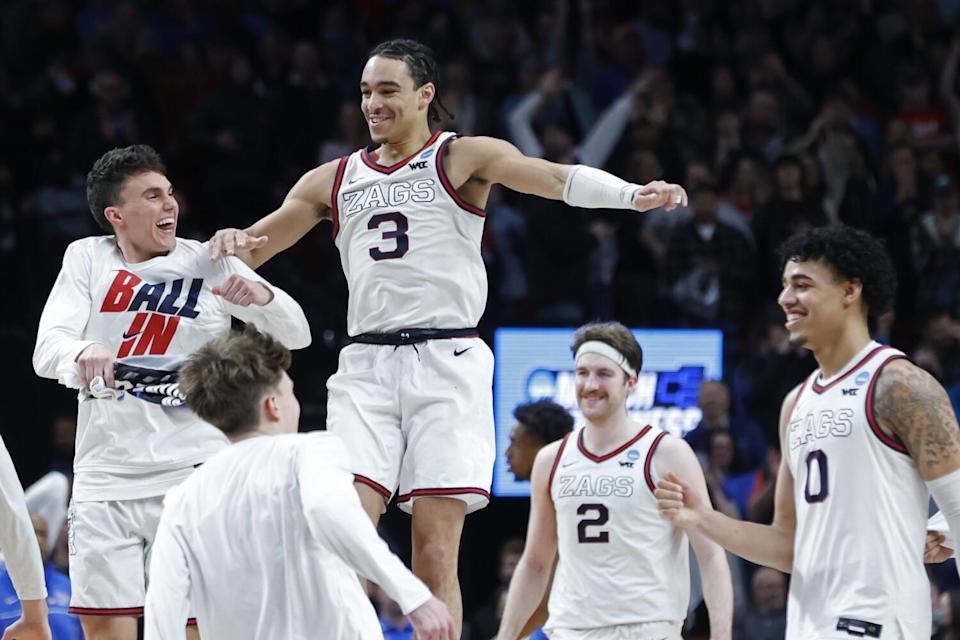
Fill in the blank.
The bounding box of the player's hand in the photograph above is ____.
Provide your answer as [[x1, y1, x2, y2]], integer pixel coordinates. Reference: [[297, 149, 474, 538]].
[[3, 600, 52, 640], [1, 619, 51, 640], [208, 228, 268, 265], [632, 181, 688, 213], [925, 530, 954, 563], [76, 343, 115, 388], [655, 471, 705, 529], [407, 596, 457, 640], [213, 275, 274, 307]]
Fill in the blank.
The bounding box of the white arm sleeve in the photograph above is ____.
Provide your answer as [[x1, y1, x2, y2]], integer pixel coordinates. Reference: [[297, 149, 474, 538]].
[[927, 468, 960, 553], [213, 254, 312, 350], [562, 165, 641, 210], [297, 437, 432, 615], [144, 496, 191, 640], [33, 241, 97, 383], [0, 435, 47, 600]]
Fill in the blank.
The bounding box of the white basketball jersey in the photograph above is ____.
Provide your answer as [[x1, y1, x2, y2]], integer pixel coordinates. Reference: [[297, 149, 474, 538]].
[[332, 131, 487, 336], [547, 425, 689, 632], [785, 341, 930, 639]]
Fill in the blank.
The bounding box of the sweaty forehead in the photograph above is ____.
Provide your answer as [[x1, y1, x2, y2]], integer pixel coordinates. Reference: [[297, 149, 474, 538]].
[[361, 56, 416, 88]]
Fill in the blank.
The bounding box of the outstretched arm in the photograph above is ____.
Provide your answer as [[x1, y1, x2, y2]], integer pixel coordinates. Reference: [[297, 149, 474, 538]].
[[447, 136, 687, 212], [208, 159, 340, 269], [656, 386, 801, 574]]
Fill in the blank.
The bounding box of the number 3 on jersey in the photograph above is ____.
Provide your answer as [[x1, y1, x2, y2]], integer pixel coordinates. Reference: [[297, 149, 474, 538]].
[[369, 211, 409, 260]]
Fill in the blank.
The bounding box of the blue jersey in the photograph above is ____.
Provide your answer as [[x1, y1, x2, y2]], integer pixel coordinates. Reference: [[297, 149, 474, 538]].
[[0, 562, 83, 640]]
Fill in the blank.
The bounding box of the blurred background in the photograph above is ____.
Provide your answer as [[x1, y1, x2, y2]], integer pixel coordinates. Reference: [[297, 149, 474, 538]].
[[5, 0, 960, 637]]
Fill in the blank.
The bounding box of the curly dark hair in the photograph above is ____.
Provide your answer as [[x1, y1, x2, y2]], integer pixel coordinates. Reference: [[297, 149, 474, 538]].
[[86, 144, 166, 233], [778, 224, 897, 321], [369, 38, 453, 123], [180, 325, 292, 436], [513, 400, 574, 445]]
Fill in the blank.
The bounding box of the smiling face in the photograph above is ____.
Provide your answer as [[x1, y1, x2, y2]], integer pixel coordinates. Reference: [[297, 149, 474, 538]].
[[575, 352, 635, 422], [360, 55, 434, 143], [106, 170, 178, 262], [778, 258, 862, 350]]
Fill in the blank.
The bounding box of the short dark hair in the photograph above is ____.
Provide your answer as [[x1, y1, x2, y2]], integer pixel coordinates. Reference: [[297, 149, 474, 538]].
[[180, 326, 292, 436], [86, 145, 166, 233], [571, 321, 643, 376], [513, 400, 574, 445], [778, 224, 897, 322], [368, 38, 452, 123]]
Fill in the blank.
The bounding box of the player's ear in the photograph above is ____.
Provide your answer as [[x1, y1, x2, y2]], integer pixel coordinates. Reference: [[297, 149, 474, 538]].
[[263, 394, 280, 422], [418, 82, 435, 111], [104, 206, 122, 227], [842, 277, 863, 307]]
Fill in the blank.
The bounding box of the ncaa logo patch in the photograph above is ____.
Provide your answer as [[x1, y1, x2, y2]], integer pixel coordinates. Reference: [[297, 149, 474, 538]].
[[855, 371, 870, 386], [627, 449, 641, 461], [420, 148, 435, 159]]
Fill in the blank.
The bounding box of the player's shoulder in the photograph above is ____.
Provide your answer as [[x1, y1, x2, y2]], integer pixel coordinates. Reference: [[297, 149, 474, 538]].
[[292, 431, 351, 463], [874, 356, 937, 395], [65, 235, 114, 257], [173, 237, 207, 259], [447, 135, 516, 156], [650, 429, 695, 463], [540, 433, 570, 459]]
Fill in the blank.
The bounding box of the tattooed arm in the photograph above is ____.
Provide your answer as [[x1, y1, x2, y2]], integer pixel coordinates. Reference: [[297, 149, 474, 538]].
[[874, 358, 960, 480]]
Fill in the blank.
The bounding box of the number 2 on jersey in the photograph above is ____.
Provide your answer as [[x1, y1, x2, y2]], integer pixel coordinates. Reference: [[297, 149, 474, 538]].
[[368, 211, 409, 260], [804, 449, 829, 503], [577, 503, 610, 543]]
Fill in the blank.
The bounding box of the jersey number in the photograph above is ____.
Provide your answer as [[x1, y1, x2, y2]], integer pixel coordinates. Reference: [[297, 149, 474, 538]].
[[368, 211, 409, 261], [577, 503, 609, 543], [804, 450, 829, 503]]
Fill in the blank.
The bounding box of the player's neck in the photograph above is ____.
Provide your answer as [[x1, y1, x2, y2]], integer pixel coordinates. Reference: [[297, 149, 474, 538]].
[[374, 124, 434, 164], [115, 237, 169, 263], [230, 429, 270, 444], [582, 412, 638, 453], [812, 322, 873, 379]]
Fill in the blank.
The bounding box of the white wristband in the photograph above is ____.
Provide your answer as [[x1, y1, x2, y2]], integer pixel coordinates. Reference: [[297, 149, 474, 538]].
[[927, 467, 960, 552], [562, 165, 639, 210]]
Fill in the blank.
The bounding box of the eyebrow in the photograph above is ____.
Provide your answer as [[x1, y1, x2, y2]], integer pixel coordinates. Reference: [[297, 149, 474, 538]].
[[141, 185, 172, 197], [783, 273, 814, 285], [360, 80, 402, 89]]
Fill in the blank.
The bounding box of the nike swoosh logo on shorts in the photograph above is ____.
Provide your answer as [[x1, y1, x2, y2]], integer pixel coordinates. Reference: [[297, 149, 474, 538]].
[[454, 347, 473, 357]]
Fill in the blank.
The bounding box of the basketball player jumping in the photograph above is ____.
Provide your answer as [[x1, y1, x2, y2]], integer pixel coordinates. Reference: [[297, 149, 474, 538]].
[[208, 38, 687, 632], [657, 225, 960, 639]]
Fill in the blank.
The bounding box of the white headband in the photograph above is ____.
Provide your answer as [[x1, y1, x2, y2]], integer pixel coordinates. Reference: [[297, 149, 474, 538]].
[[575, 341, 637, 378]]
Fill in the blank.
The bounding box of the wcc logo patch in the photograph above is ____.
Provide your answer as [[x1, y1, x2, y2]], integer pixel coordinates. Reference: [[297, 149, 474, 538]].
[[100, 270, 202, 357]]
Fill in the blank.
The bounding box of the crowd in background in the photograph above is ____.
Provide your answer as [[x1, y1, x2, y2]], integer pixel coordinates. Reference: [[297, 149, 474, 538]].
[[5, 0, 960, 637]]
